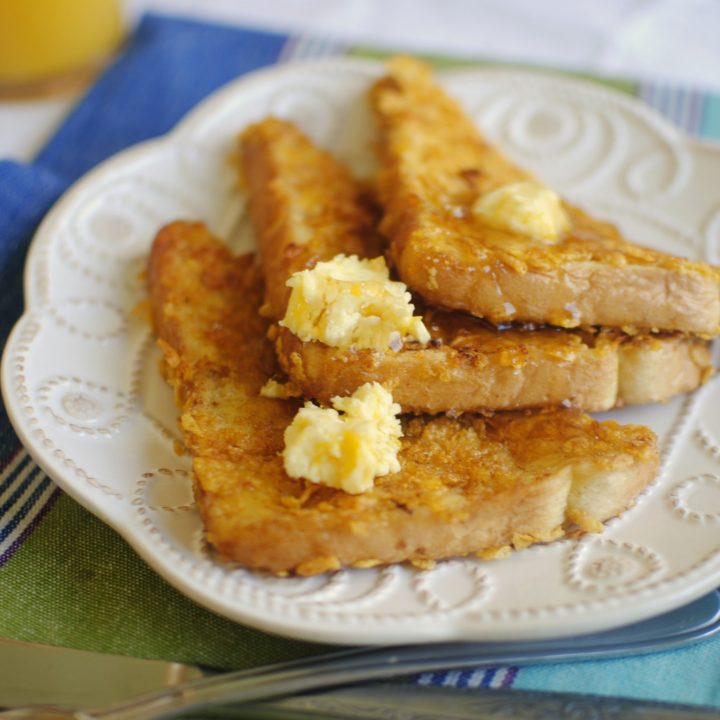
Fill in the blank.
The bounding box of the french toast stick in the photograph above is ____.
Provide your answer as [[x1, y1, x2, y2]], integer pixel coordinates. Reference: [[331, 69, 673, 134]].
[[239, 118, 712, 414], [370, 56, 720, 334], [148, 221, 659, 574], [237, 115, 382, 321]]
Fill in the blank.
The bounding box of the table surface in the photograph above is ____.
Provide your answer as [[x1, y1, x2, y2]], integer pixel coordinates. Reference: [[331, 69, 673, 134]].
[[2, 0, 720, 163]]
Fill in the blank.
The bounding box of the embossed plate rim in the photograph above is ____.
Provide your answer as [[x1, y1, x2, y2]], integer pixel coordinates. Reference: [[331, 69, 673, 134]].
[[3, 57, 720, 645]]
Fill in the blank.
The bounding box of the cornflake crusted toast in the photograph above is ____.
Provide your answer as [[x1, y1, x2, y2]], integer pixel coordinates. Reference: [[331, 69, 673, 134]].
[[148, 220, 659, 575], [371, 56, 720, 334], [240, 118, 712, 414], [238, 115, 382, 322]]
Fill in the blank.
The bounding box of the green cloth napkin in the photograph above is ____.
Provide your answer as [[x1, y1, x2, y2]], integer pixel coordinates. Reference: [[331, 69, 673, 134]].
[[1, 493, 326, 668]]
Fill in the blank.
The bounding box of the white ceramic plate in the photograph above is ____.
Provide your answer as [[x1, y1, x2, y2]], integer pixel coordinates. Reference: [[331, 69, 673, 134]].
[[3, 59, 720, 645]]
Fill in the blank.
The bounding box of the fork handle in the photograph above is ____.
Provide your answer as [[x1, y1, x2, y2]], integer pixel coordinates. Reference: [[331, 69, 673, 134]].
[[3, 686, 719, 720]]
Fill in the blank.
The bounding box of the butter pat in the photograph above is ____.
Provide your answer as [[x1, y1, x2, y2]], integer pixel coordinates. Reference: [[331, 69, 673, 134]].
[[281, 254, 430, 350], [473, 181, 570, 243], [283, 382, 402, 494]]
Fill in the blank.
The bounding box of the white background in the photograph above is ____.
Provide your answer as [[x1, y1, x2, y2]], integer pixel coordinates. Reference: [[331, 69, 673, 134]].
[[2, 0, 720, 162]]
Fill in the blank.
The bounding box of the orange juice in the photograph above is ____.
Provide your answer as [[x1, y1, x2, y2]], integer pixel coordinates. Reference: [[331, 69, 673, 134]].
[[0, 0, 124, 96]]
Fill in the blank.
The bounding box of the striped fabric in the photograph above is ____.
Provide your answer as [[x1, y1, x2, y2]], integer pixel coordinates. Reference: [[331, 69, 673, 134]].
[[417, 666, 519, 689], [639, 81, 720, 140], [0, 450, 59, 566], [278, 34, 347, 62]]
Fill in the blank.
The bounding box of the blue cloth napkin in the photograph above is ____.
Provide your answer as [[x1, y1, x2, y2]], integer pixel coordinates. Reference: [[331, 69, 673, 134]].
[[1, 11, 719, 709]]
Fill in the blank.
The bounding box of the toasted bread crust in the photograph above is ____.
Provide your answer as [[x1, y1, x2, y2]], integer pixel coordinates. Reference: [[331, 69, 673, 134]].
[[239, 117, 382, 321], [276, 324, 712, 414], [275, 323, 620, 413], [148, 221, 659, 574], [370, 57, 720, 333], [617, 332, 713, 406], [240, 118, 713, 413], [149, 221, 298, 460]]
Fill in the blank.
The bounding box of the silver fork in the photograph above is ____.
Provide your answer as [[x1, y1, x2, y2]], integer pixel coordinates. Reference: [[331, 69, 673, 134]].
[[2, 591, 719, 720]]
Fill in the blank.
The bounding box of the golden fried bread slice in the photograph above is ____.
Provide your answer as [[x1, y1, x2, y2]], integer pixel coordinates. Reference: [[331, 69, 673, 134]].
[[149, 220, 298, 459], [148, 221, 659, 574], [276, 314, 711, 414], [239, 118, 712, 414], [370, 56, 720, 334], [238, 116, 382, 322]]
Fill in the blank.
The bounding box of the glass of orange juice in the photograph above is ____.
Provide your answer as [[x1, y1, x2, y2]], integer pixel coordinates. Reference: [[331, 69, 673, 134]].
[[0, 0, 125, 97]]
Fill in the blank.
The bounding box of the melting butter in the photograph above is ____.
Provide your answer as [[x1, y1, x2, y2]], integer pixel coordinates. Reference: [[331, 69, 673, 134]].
[[281, 254, 430, 350], [473, 181, 570, 243], [283, 382, 402, 494]]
